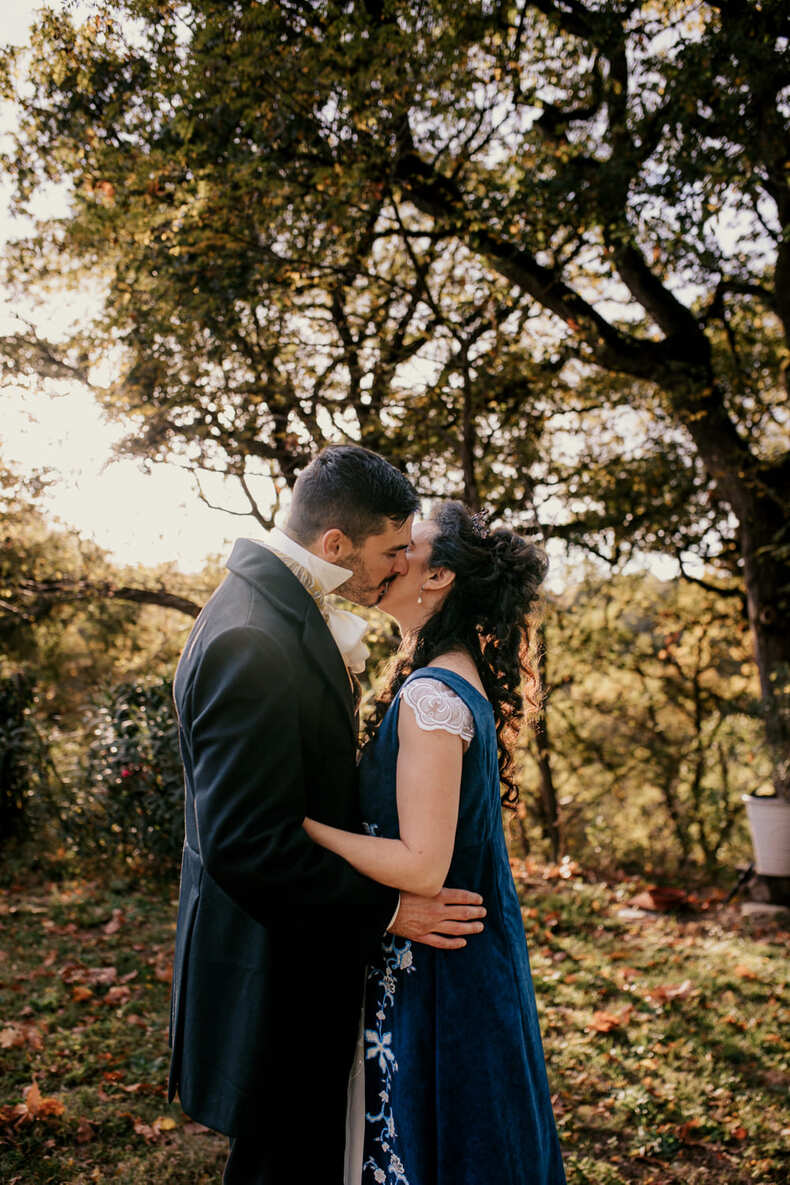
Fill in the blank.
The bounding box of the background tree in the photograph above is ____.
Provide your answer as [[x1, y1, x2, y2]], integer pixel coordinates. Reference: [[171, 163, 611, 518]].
[[520, 570, 770, 875], [1, 0, 787, 803], [0, 455, 209, 858]]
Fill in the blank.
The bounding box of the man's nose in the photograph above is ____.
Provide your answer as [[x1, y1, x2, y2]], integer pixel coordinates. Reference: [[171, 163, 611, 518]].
[[394, 550, 409, 576]]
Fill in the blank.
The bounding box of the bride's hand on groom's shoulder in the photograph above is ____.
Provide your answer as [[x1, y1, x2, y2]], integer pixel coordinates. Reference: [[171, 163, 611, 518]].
[[390, 888, 486, 950]]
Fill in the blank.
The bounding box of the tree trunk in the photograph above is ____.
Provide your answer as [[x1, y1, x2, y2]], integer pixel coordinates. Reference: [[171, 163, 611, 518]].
[[534, 716, 561, 862], [658, 370, 790, 801], [739, 497, 790, 798], [535, 628, 561, 861], [460, 366, 480, 511]]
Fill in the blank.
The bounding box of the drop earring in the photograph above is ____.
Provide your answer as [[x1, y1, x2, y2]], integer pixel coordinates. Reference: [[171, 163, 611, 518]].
[[417, 587, 424, 605]]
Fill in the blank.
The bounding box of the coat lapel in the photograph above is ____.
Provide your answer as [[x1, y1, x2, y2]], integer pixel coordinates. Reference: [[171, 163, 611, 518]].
[[301, 602, 356, 740], [227, 539, 356, 742]]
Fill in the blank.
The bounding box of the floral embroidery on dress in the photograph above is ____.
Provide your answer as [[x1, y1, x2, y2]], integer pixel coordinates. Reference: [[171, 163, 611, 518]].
[[362, 935, 415, 1185]]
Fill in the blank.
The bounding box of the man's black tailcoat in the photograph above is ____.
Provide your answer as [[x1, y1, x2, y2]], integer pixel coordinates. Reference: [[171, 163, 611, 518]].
[[168, 540, 397, 1166]]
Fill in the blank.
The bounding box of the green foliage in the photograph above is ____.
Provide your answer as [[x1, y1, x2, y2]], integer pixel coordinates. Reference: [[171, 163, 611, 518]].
[[0, 457, 198, 732], [517, 570, 768, 875], [2, 0, 786, 547], [0, 455, 209, 877], [79, 680, 183, 874], [0, 673, 52, 844]]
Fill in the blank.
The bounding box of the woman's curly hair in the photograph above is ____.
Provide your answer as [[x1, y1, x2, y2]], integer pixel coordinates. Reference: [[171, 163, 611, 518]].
[[365, 501, 549, 806]]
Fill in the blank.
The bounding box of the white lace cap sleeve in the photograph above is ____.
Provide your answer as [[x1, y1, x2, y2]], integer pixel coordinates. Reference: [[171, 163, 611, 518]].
[[401, 677, 475, 744]]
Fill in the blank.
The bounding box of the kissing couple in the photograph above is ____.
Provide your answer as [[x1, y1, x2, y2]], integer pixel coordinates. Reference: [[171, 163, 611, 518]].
[[168, 445, 566, 1185]]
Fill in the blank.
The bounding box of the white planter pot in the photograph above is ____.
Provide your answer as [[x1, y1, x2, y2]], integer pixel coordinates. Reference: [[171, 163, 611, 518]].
[[742, 795, 790, 877]]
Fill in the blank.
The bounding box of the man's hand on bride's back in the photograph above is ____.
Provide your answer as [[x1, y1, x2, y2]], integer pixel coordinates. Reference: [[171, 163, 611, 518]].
[[389, 888, 486, 949]]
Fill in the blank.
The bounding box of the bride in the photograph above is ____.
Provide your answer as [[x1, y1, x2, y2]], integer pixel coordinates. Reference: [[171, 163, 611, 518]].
[[304, 500, 566, 1185]]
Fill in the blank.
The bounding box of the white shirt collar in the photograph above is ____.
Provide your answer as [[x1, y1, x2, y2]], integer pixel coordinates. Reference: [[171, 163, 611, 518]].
[[253, 527, 370, 674], [262, 526, 353, 596]]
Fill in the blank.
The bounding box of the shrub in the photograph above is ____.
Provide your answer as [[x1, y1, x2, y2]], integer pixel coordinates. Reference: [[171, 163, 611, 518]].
[[82, 679, 183, 874], [0, 673, 51, 845]]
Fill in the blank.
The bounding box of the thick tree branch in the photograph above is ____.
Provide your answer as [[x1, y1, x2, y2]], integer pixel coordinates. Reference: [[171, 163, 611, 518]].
[[13, 579, 202, 620], [675, 553, 748, 611], [610, 242, 706, 345]]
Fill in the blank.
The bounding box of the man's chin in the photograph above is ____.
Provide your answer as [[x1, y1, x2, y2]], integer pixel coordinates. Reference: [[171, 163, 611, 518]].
[[375, 582, 396, 607], [340, 587, 379, 608]]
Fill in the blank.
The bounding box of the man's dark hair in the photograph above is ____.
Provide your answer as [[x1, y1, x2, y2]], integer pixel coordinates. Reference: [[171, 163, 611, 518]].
[[286, 445, 418, 545]]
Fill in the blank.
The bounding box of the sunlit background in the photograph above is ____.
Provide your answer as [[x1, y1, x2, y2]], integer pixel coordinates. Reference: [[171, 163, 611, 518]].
[[1, 2, 258, 572]]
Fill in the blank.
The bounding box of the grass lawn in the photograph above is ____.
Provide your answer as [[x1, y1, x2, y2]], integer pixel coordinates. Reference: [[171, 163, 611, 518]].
[[0, 864, 787, 1184]]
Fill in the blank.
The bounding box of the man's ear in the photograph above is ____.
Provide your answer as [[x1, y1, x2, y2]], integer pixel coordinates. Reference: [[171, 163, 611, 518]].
[[317, 528, 355, 563], [424, 566, 455, 593]]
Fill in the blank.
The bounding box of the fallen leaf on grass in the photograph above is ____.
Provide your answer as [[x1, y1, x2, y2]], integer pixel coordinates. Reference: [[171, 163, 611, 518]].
[[0, 1081, 65, 1128], [75, 1117, 94, 1144], [60, 961, 88, 983], [153, 958, 172, 984], [133, 1118, 159, 1142], [118, 1080, 167, 1097], [0, 1022, 43, 1050], [71, 986, 94, 1002], [675, 1118, 703, 1143], [618, 966, 640, 981], [733, 965, 758, 981], [104, 985, 132, 1006], [26, 1083, 64, 1120], [183, 1121, 213, 1135], [102, 909, 125, 935], [645, 979, 695, 1003], [589, 1007, 632, 1033], [61, 964, 117, 987], [131, 1114, 177, 1141], [42, 920, 77, 935], [630, 887, 694, 913], [85, 966, 118, 986]]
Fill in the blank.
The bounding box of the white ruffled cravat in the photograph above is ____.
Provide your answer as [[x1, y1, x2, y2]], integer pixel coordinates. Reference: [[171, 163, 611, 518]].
[[256, 528, 370, 675]]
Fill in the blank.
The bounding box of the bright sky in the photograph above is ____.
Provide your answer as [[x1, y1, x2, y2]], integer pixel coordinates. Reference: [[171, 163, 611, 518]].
[[0, 2, 261, 572]]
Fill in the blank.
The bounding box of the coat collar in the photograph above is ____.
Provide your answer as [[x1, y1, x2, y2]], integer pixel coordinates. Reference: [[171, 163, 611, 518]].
[[227, 538, 311, 623], [226, 538, 356, 736]]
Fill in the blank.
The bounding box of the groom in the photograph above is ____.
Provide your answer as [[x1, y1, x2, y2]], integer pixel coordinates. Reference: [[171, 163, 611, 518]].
[[168, 445, 486, 1184]]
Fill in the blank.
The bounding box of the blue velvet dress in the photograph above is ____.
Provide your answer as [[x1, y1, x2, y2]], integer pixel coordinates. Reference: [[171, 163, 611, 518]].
[[357, 668, 566, 1185]]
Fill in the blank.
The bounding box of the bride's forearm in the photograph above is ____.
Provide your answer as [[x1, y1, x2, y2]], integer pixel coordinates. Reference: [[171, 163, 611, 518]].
[[302, 818, 444, 897]]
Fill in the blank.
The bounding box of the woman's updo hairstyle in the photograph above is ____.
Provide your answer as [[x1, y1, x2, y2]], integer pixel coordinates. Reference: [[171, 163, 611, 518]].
[[367, 500, 548, 805]]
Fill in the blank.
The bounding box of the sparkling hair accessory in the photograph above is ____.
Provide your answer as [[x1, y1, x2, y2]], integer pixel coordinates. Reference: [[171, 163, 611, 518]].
[[470, 510, 491, 540]]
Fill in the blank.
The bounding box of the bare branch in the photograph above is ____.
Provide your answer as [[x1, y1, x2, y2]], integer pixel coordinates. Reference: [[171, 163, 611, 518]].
[[12, 579, 202, 620]]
